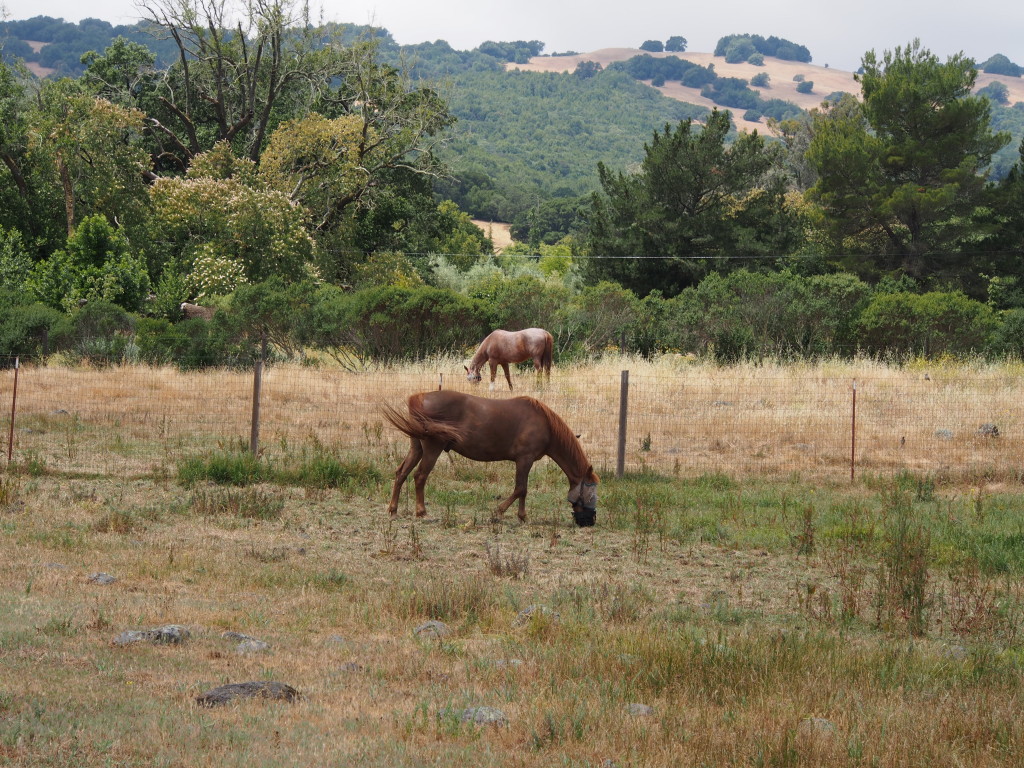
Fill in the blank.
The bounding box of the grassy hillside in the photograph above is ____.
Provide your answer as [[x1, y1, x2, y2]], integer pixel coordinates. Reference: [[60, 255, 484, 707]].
[[437, 68, 709, 221], [513, 47, 1024, 132]]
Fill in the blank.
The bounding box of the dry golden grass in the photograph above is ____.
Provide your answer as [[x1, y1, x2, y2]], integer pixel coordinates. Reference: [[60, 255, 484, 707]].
[[5, 355, 1024, 485]]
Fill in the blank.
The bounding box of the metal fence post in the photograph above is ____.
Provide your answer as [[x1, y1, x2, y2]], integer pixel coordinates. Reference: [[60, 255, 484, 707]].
[[616, 369, 629, 478]]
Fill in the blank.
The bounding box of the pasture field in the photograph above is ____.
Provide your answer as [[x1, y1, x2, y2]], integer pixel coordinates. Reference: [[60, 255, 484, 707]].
[[3, 358, 1024, 766]]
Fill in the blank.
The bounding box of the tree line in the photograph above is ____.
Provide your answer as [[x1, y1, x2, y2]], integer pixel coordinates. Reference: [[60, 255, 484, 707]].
[[0, 5, 1022, 366]]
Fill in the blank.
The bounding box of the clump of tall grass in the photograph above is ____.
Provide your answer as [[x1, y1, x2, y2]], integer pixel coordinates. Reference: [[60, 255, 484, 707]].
[[275, 453, 382, 491], [380, 570, 505, 627], [874, 486, 933, 636], [485, 540, 530, 579], [190, 486, 285, 520], [178, 450, 266, 487], [176, 445, 382, 495]]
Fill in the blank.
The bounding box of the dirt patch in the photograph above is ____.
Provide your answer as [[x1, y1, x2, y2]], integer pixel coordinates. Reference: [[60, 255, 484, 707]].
[[472, 219, 514, 253]]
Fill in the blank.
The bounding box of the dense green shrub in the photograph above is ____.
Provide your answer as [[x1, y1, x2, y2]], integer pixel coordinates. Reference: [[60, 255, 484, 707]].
[[134, 317, 247, 369], [306, 284, 491, 362], [857, 291, 998, 357], [0, 293, 69, 358], [986, 309, 1024, 358], [558, 281, 641, 356], [659, 270, 872, 359]]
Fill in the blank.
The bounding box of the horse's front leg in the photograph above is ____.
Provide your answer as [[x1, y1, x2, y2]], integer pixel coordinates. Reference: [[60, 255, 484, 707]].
[[494, 460, 533, 522], [488, 362, 500, 391], [387, 439, 423, 516], [412, 441, 444, 517]]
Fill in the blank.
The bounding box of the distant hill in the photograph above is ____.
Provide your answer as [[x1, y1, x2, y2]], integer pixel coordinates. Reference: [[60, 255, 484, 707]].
[[511, 48, 1024, 133]]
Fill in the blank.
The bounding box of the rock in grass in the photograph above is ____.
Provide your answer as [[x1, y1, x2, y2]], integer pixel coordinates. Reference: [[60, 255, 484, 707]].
[[513, 604, 560, 627], [195, 681, 300, 707], [88, 572, 117, 585], [797, 717, 837, 740], [413, 620, 451, 638], [439, 706, 508, 726], [113, 624, 190, 646], [626, 702, 655, 717], [222, 631, 270, 654]]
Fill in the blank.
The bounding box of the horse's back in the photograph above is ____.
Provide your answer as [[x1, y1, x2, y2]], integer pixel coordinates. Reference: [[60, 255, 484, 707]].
[[417, 391, 549, 460]]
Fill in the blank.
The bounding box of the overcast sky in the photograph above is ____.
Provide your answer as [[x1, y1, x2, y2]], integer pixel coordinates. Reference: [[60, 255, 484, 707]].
[[2, 0, 1022, 73]]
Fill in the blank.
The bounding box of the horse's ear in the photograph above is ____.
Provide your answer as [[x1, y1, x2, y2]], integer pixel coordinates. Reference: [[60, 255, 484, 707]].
[[464, 365, 470, 373], [576, 433, 581, 438]]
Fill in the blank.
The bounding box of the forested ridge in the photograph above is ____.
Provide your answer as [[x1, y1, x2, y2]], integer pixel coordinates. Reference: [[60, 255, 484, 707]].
[[1, 5, 1024, 367]]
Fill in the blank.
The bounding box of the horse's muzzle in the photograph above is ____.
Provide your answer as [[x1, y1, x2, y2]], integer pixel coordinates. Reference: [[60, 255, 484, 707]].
[[572, 505, 596, 527]]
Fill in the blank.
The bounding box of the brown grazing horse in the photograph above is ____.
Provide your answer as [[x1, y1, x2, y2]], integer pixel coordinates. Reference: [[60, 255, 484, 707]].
[[465, 328, 553, 390], [383, 390, 599, 526]]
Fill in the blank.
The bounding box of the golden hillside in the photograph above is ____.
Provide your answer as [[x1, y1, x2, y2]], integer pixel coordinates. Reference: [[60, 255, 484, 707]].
[[511, 48, 1024, 133]]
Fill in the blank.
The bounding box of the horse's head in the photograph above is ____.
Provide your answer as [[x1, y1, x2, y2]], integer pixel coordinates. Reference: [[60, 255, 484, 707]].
[[464, 365, 482, 384], [567, 474, 598, 527]]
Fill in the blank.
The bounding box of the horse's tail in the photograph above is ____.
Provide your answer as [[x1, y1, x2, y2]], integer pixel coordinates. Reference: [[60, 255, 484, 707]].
[[381, 393, 465, 444], [541, 331, 554, 374]]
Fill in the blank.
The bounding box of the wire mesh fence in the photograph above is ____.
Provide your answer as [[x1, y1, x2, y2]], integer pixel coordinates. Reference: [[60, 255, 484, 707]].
[[0, 357, 1020, 483]]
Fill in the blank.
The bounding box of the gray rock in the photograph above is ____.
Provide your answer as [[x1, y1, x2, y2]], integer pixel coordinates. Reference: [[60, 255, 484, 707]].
[[221, 631, 269, 653], [196, 681, 299, 707], [513, 604, 560, 627], [113, 624, 190, 646], [414, 620, 451, 638], [935, 429, 954, 440], [440, 706, 508, 726], [493, 658, 524, 668], [626, 702, 655, 717], [236, 638, 271, 654], [797, 717, 837, 739], [221, 631, 255, 642], [978, 423, 1000, 437], [88, 572, 117, 585]]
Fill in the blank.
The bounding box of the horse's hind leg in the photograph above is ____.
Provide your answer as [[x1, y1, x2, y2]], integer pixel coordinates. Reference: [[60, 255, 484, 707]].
[[387, 438, 423, 516], [412, 442, 444, 517], [501, 363, 513, 390]]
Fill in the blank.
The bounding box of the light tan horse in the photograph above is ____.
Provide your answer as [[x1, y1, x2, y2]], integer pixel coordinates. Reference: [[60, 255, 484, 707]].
[[382, 390, 598, 526], [464, 328, 553, 390]]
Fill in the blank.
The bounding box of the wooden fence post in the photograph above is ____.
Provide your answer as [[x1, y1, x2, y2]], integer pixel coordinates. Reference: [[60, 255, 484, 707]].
[[7, 357, 19, 464], [616, 369, 629, 478], [850, 379, 857, 482], [250, 337, 266, 455]]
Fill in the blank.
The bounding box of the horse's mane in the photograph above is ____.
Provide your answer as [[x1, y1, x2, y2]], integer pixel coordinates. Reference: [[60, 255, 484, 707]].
[[519, 397, 591, 472]]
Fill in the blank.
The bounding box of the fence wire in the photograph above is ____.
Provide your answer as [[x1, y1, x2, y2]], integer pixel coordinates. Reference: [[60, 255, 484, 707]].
[[0, 360, 1020, 483]]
